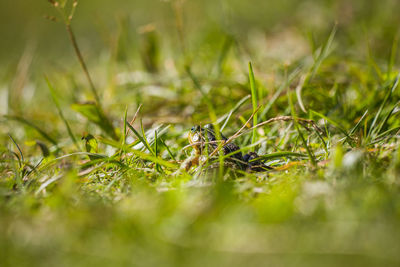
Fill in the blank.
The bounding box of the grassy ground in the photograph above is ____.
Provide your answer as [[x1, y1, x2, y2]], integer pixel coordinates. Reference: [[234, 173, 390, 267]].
[[1, 0, 400, 266]]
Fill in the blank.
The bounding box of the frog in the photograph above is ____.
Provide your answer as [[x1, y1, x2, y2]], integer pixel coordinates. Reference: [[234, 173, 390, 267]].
[[184, 124, 272, 173]]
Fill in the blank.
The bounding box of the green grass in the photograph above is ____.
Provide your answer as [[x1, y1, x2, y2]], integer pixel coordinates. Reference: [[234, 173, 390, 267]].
[[1, 0, 400, 266]]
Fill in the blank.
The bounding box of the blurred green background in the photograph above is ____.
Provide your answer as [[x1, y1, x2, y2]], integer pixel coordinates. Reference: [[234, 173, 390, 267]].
[[1, 0, 399, 68], [1, 0, 399, 123]]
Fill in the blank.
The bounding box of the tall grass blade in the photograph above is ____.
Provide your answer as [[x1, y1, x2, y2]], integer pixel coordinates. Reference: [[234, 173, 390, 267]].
[[368, 73, 400, 138], [349, 110, 369, 136], [248, 62, 258, 147], [154, 130, 162, 172], [125, 120, 155, 155], [140, 119, 155, 155], [375, 101, 399, 137], [8, 134, 24, 163], [250, 151, 308, 161]]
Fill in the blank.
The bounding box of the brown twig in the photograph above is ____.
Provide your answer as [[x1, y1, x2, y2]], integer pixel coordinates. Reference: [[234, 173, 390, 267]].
[[252, 116, 324, 134], [225, 116, 324, 143], [125, 104, 142, 136]]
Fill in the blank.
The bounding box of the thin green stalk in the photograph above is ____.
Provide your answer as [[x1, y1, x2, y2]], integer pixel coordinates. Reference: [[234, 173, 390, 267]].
[[140, 119, 155, 155], [119, 107, 128, 157], [66, 24, 100, 104], [248, 62, 258, 147], [49, 0, 100, 104], [160, 138, 176, 161], [8, 134, 24, 163], [368, 73, 400, 138], [126, 121, 155, 156], [154, 130, 162, 172]]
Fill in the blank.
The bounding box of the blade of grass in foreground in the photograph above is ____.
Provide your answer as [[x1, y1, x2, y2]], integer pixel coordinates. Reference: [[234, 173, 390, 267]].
[[119, 107, 128, 157], [141, 119, 156, 155], [250, 151, 309, 161], [375, 101, 399, 135], [8, 134, 24, 163], [154, 130, 162, 172], [123, 107, 128, 145], [159, 138, 176, 161], [349, 109, 369, 136], [368, 74, 400, 138], [249, 62, 258, 147], [126, 120, 155, 156]]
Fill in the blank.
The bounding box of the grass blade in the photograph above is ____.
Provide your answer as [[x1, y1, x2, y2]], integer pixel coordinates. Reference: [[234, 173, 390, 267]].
[[250, 151, 309, 161], [8, 134, 24, 163], [349, 110, 369, 136], [159, 138, 176, 161], [375, 101, 399, 136], [154, 130, 162, 172], [368, 73, 400, 138], [140, 119, 155, 155], [126, 120, 155, 155], [248, 62, 258, 147]]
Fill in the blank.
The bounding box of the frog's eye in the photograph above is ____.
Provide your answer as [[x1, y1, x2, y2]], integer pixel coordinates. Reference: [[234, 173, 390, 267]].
[[192, 133, 199, 142], [191, 125, 200, 132]]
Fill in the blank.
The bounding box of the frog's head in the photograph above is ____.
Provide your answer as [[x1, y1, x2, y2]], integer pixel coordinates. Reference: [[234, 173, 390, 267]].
[[188, 124, 218, 154]]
